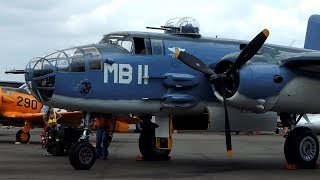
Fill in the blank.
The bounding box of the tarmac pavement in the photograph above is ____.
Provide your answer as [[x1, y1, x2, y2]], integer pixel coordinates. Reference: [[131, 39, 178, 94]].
[[0, 128, 319, 179]]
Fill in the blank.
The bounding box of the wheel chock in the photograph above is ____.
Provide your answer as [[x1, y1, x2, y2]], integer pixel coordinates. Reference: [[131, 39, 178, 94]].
[[135, 154, 171, 161], [285, 163, 320, 170], [285, 164, 297, 170], [14, 142, 30, 145], [136, 155, 144, 161]]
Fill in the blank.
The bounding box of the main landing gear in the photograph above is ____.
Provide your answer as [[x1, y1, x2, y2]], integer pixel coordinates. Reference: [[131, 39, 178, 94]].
[[138, 115, 172, 161], [69, 113, 96, 170], [284, 126, 319, 169], [16, 121, 31, 143]]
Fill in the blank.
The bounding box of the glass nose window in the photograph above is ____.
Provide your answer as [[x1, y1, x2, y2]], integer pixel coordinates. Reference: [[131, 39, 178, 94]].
[[24, 46, 103, 103]]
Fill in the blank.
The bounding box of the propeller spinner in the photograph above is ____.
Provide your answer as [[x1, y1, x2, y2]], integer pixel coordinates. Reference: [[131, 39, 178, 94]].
[[175, 29, 269, 157]]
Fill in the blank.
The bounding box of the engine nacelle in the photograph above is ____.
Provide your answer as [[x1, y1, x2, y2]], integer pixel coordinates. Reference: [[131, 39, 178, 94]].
[[206, 106, 277, 132], [214, 63, 282, 113]]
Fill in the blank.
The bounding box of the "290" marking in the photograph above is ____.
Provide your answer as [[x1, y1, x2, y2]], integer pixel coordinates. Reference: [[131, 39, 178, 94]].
[[17, 96, 38, 110]]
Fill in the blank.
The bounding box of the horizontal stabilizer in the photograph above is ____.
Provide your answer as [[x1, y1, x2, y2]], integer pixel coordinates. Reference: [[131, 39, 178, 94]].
[[0, 81, 24, 88]]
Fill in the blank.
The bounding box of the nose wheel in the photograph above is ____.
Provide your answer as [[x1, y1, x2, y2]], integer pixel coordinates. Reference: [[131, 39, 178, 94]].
[[69, 141, 96, 170], [284, 127, 319, 168]]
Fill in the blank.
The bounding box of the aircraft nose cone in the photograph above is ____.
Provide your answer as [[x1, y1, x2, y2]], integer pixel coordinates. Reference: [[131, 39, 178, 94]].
[[25, 57, 56, 103]]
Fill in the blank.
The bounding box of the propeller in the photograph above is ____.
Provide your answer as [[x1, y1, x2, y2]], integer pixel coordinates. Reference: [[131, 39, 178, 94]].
[[226, 29, 269, 77], [174, 51, 216, 76], [175, 29, 269, 157]]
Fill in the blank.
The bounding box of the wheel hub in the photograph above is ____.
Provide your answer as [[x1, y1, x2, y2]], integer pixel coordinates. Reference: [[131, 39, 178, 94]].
[[79, 147, 93, 164], [300, 136, 317, 161], [20, 132, 28, 142]]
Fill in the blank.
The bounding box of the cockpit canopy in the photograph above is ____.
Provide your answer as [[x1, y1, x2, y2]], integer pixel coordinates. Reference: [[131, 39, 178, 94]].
[[99, 34, 133, 53], [26, 46, 103, 75]]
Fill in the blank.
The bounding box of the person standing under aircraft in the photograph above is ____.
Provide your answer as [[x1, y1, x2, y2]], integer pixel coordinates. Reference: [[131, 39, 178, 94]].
[[279, 112, 296, 137], [43, 107, 62, 129], [42, 107, 62, 155], [93, 113, 112, 159]]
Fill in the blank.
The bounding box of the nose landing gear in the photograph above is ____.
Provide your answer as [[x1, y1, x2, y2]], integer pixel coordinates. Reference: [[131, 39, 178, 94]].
[[69, 113, 96, 170], [69, 141, 96, 170]]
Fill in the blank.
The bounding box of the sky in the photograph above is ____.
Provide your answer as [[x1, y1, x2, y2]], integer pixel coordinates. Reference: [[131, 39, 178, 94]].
[[1, 0, 320, 81]]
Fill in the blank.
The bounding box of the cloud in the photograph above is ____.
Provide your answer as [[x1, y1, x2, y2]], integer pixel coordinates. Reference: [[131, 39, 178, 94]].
[[0, 0, 319, 81]]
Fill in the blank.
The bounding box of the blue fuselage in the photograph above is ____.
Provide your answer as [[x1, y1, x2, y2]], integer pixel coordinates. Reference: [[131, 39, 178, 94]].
[[25, 31, 311, 115]]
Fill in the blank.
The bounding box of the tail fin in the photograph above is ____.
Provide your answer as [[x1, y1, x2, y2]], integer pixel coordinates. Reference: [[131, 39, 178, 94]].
[[304, 14, 320, 50]]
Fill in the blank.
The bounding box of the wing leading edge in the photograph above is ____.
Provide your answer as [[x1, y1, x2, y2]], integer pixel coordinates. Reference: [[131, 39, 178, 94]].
[[281, 52, 320, 73]]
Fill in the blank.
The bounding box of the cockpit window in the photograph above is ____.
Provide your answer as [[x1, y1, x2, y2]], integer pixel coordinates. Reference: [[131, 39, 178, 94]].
[[66, 49, 85, 72], [100, 35, 133, 53], [83, 47, 102, 70]]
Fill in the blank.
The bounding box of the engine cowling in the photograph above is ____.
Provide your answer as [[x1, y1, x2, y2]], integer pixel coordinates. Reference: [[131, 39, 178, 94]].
[[213, 62, 282, 113]]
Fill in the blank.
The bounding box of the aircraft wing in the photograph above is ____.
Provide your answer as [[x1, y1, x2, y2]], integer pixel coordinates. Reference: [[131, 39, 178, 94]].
[[0, 81, 24, 88], [2, 111, 82, 127], [281, 52, 320, 73]]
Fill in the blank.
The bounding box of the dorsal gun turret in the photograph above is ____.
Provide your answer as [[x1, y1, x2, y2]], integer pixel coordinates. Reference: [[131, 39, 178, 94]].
[[147, 17, 201, 38]]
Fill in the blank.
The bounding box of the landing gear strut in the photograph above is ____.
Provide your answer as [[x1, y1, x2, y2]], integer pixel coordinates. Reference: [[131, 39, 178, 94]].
[[69, 113, 96, 170], [284, 126, 319, 168]]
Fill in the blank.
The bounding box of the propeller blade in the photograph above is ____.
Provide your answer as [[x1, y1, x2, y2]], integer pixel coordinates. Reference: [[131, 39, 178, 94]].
[[226, 29, 269, 76], [222, 82, 232, 157], [175, 50, 215, 76]]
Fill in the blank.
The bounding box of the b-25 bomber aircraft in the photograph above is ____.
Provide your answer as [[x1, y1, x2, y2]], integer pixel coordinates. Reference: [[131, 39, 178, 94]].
[[9, 16, 320, 170]]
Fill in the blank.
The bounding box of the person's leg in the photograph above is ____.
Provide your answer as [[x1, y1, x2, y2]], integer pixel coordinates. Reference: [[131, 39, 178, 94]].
[[280, 113, 290, 135], [102, 129, 109, 158], [283, 127, 289, 133], [96, 128, 103, 157]]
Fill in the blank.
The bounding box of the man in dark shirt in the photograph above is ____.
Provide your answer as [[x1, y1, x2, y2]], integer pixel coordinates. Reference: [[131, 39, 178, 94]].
[[93, 113, 112, 159]]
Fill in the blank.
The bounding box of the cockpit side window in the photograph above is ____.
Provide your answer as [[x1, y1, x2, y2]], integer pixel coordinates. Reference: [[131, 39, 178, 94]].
[[133, 37, 152, 55], [133, 37, 146, 54], [100, 35, 133, 53], [151, 39, 164, 55]]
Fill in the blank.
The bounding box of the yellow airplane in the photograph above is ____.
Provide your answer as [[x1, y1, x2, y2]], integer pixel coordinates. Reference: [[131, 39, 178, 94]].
[[0, 84, 83, 143], [0, 84, 138, 143]]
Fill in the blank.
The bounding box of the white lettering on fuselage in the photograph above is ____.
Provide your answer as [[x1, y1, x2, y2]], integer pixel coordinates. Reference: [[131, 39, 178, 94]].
[[104, 63, 148, 84]]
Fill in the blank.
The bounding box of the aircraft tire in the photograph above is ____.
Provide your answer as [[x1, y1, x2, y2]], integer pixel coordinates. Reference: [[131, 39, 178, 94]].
[[138, 129, 170, 160], [69, 141, 96, 170], [16, 130, 30, 143], [284, 126, 319, 168]]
